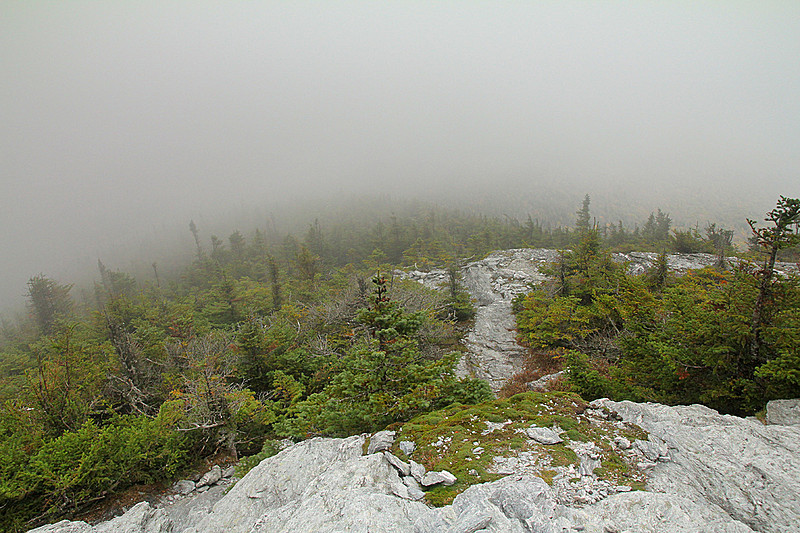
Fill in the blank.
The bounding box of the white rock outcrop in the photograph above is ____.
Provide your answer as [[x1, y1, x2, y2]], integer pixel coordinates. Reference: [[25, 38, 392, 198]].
[[29, 502, 171, 533], [596, 399, 800, 533], [32, 397, 800, 532]]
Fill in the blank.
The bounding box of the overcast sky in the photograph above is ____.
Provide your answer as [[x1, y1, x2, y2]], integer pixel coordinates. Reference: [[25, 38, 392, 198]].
[[1, 1, 799, 310]]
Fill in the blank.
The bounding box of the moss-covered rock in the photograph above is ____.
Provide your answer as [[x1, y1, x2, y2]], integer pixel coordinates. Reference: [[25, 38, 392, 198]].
[[392, 391, 647, 505]]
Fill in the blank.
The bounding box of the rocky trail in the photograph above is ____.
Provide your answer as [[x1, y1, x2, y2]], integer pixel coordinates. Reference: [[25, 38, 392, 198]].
[[402, 248, 798, 392]]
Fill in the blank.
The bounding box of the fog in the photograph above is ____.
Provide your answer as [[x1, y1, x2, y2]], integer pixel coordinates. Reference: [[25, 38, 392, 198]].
[[1, 2, 799, 311]]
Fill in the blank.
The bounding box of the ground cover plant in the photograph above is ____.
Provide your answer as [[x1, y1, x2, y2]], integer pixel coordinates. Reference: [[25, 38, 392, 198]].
[[391, 391, 647, 506]]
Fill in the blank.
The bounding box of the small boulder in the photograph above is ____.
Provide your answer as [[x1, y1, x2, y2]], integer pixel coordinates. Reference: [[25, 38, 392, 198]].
[[368, 430, 395, 454], [421, 470, 457, 487], [173, 479, 195, 495], [525, 426, 563, 445], [196, 464, 223, 488], [222, 465, 236, 478], [399, 440, 416, 456], [384, 451, 411, 476]]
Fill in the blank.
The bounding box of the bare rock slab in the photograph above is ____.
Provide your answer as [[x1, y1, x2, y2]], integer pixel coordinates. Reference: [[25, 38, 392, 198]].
[[766, 398, 800, 426], [525, 426, 563, 444], [598, 399, 800, 533]]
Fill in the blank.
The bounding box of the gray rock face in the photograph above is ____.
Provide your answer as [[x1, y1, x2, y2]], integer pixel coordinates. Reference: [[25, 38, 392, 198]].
[[192, 436, 373, 533], [766, 398, 800, 426], [93, 502, 173, 533], [195, 465, 222, 488], [28, 522, 93, 533], [597, 399, 800, 533], [160, 482, 230, 531], [201, 435, 434, 533], [367, 430, 395, 454], [29, 502, 172, 533], [634, 436, 670, 462], [525, 426, 563, 445]]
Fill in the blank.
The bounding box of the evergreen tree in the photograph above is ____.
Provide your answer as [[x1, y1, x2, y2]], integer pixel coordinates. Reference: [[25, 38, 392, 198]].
[[747, 196, 800, 361], [575, 194, 591, 236], [26, 275, 73, 335]]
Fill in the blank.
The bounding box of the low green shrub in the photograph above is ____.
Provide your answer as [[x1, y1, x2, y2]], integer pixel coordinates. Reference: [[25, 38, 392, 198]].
[[0, 415, 190, 531]]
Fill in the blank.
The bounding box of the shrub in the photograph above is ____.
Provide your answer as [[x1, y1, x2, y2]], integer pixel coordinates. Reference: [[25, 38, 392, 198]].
[[0, 415, 190, 529]]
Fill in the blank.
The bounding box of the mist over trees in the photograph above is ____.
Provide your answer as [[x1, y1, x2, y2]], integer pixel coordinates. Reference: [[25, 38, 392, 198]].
[[2, 2, 800, 530], [2, 1, 799, 312], [0, 186, 797, 530]]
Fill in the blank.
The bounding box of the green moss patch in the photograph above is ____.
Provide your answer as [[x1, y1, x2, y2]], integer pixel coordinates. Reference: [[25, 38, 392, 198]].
[[392, 392, 647, 505]]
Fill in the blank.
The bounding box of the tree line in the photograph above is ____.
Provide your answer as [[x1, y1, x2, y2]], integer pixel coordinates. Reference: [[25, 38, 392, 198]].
[[514, 196, 800, 415]]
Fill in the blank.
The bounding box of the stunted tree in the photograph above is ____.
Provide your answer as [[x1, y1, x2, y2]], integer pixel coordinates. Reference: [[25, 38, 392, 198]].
[[26, 325, 113, 434], [268, 255, 282, 311], [747, 196, 800, 361], [229, 230, 245, 258], [705, 223, 734, 268], [189, 220, 202, 257], [295, 245, 320, 282], [163, 332, 274, 459], [642, 209, 671, 243], [575, 194, 591, 236], [26, 275, 73, 335]]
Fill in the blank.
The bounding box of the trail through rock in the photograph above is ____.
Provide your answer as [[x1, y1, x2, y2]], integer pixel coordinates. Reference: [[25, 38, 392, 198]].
[[402, 248, 798, 392]]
